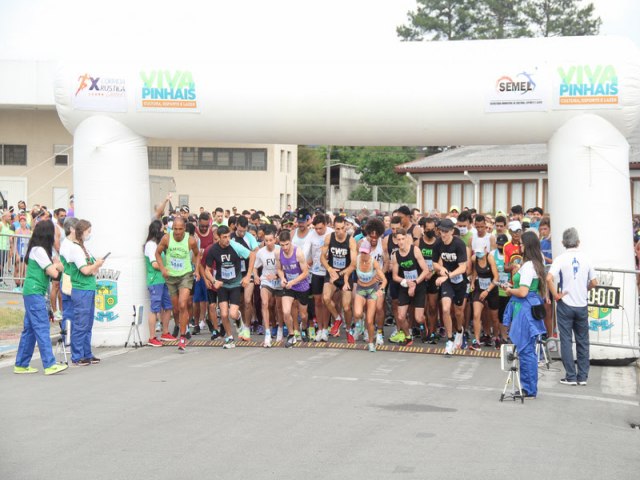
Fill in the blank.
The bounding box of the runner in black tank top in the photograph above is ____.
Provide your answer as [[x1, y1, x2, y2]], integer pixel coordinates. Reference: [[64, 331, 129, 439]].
[[321, 217, 357, 338], [469, 250, 499, 351], [418, 217, 440, 343], [390, 228, 430, 345]]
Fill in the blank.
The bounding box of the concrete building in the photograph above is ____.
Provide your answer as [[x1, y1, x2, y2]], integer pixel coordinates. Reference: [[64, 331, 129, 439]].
[[0, 61, 297, 215], [396, 144, 640, 215]]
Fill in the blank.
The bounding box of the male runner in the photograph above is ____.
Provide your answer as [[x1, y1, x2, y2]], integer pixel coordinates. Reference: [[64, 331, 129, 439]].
[[277, 230, 310, 348], [322, 216, 357, 338], [155, 217, 201, 352], [232, 215, 260, 340], [254, 228, 282, 347], [432, 218, 469, 355], [205, 226, 255, 349], [304, 214, 333, 342]]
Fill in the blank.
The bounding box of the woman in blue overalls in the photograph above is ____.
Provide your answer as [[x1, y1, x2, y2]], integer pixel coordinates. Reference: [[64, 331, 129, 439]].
[[503, 231, 547, 398], [65, 220, 105, 366], [14, 221, 68, 375]]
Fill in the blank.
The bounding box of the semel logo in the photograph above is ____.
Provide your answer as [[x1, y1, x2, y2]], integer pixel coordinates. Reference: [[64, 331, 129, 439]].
[[495, 72, 536, 94]]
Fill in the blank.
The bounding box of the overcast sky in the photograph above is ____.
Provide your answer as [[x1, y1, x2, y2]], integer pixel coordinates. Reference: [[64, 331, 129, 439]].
[[0, 0, 637, 60]]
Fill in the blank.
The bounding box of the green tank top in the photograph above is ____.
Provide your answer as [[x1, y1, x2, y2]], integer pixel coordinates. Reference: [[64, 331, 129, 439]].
[[165, 233, 191, 277], [145, 248, 165, 286], [493, 249, 509, 298], [23, 256, 51, 296], [68, 243, 97, 291], [512, 268, 540, 293]]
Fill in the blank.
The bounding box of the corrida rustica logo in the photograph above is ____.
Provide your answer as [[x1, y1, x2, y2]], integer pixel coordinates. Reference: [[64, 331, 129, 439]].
[[139, 70, 197, 109], [557, 64, 618, 106]]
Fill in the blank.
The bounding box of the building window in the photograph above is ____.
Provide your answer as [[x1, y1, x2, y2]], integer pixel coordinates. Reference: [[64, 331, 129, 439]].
[[178, 148, 268, 171], [422, 181, 473, 213], [148, 146, 172, 169], [1, 145, 27, 166], [287, 151, 291, 173], [280, 149, 285, 172], [479, 180, 538, 215], [632, 178, 640, 215], [54, 144, 69, 166]]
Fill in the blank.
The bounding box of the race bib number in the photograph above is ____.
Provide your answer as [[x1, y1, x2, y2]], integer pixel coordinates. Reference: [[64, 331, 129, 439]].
[[333, 257, 346, 269], [221, 266, 236, 281], [478, 277, 492, 290], [426, 259, 433, 270], [450, 274, 463, 284], [286, 272, 298, 281], [240, 259, 247, 273], [404, 269, 418, 281], [170, 258, 185, 271], [499, 272, 510, 283], [272, 278, 282, 289]]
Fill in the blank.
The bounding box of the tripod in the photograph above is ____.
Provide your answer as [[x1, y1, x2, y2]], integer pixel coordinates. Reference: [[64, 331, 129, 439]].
[[55, 319, 71, 365], [500, 344, 524, 403], [125, 305, 144, 348]]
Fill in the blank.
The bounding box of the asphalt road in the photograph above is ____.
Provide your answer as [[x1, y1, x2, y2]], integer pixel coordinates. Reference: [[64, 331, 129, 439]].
[[1, 345, 639, 480]]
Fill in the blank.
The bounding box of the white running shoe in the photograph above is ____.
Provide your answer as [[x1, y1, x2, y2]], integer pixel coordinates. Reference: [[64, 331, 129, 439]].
[[276, 326, 284, 342], [321, 329, 329, 342], [263, 335, 272, 348], [445, 339, 454, 355], [314, 329, 323, 342], [375, 332, 384, 346], [368, 343, 376, 352], [353, 326, 361, 342], [454, 330, 463, 349], [199, 320, 206, 330], [363, 330, 369, 343]]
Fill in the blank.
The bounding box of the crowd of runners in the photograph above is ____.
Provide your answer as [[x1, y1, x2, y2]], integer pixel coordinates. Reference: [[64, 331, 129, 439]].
[[143, 201, 555, 355]]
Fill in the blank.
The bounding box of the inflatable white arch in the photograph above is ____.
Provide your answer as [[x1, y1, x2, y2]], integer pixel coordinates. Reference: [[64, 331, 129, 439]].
[[54, 36, 640, 362]]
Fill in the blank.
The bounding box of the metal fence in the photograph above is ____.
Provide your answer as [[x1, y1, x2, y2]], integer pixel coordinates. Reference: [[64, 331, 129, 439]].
[[0, 232, 30, 293]]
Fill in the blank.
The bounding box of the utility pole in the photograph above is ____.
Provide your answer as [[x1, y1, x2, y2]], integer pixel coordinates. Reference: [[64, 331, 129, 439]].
[[325, 145, 331, 210]]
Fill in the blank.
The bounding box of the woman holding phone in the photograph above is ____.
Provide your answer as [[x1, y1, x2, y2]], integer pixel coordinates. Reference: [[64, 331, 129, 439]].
[[65, 219, 105, 366]]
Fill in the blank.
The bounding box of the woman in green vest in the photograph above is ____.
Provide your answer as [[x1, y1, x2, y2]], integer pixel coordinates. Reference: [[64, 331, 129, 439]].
[[14, 221, 68, 375], [66, 220, 105, 366]]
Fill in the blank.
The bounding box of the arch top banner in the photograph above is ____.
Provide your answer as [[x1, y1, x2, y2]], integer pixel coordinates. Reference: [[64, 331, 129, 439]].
[[55, 36, 640, 146]]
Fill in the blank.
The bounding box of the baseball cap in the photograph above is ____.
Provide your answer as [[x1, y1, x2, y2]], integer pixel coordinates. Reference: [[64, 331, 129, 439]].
[[496, 234, 509, 245], [181, 205, 190, 213], [495, 210, 506, 217], [449, 205, 460, 213], [296, 209, 310, 223], [344, 216, 357, 225], [439, 218, 455, 231], [281, 215, 294, 226], [359, 239, 371, 254], [508, 220, 523, 232]]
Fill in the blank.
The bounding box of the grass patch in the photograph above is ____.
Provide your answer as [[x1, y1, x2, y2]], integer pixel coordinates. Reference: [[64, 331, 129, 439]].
[[0, 308, 25, 330]]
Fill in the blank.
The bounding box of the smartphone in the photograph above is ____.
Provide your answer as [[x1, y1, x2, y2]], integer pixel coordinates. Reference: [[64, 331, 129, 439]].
[[103, 252, 111, 260]]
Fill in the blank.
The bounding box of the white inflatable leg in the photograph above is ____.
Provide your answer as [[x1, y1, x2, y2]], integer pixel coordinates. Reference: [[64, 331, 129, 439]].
[[548, 114, 638, 362], [73, 116, 150, 347]]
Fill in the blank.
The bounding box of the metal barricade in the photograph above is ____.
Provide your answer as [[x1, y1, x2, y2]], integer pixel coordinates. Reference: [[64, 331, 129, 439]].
[[0, 232, 31, 293]]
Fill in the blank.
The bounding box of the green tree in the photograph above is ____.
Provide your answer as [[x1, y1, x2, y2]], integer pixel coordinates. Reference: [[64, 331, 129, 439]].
[[525, 0, 601, 37], [398, 0, 601, 40], [397, 0, 474, 41], [297, 146, 325, 209], [472, 0, 531, 39]]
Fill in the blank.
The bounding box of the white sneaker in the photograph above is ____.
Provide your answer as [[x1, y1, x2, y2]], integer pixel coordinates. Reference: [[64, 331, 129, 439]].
[[368, 343, 376, 352], [363, 330, 369, 342], [276, 326, 284, 342], [53, 310, 63, 321], [314, 329, 323, 342], [321, 329, 329, 342], [199, 320, 206, 330], [445, 339, 454, 355], [353, 326, 361, 342], [263, 335, 272, 348], [155, 321, 162, 333], [454, 330, 463, 349], [376, 332, 384, 346]]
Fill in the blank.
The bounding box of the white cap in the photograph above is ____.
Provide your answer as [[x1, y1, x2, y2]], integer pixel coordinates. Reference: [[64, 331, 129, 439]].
[[508, 220, 523, 232]]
